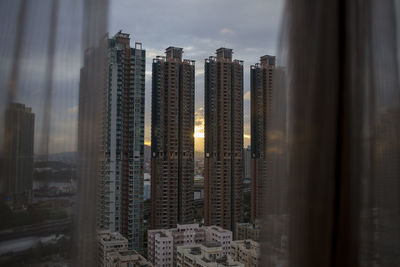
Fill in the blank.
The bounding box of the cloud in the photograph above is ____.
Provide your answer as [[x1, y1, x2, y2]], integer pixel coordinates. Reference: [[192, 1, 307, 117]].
[[220, 28, 234, 36], [245, 48, 259, 52], [195, 69, 204, 77], [184, 46, 194, 51], [146, 49, 159, 58]]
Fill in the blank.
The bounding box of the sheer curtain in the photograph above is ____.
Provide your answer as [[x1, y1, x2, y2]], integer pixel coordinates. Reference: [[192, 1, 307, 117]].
[[75, 1, 108, 265], [1, 0, 399, 266], [262, 0, 400, 266], [0, 0, 108, 266]]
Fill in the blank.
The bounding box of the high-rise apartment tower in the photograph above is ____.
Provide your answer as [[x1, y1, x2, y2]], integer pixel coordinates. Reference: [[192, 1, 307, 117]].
[[204, 48, 244, 233], [151, 47, 195, 229], [97, 32, 145, 252], [1, 103, 34, 209], [250, 55, 275, 222]]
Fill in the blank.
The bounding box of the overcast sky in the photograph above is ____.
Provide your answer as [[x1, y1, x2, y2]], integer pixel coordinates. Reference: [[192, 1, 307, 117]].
[[109, 0, 284, 151], [0, 0, 283, 155]]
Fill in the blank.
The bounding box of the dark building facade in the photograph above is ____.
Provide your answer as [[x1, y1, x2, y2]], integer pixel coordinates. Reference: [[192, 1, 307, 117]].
[[1, 103, 35, 209], [151, 47, 195, 229], [95, 32, 145, 252], [204, 48, 244, 233], [244, 146, 251, 180], [250, 55, 276, 222]]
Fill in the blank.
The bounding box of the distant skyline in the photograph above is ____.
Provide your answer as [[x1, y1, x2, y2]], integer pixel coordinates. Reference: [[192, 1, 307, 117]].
[[109, 0, 283, 151]]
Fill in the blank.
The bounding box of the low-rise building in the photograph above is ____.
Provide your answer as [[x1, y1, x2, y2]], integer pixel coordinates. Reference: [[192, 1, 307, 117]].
[[236, 223, 260, 241], [204, 225, 232, 255], [98, 230, 129, 266], [177, 243, 244, 267], [148, 230, 174, 266], [230, 240, 260, 267], [98, 230, 152, 267], [148, 224, 232, 266], [105, 250, 153, 267]]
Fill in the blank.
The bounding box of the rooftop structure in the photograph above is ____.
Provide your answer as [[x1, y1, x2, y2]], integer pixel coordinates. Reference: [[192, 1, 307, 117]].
[[165, 46, 183, 61], [177, 243, 244, 267], [105, 250, 153, 267], [216, 47, 233, 61]]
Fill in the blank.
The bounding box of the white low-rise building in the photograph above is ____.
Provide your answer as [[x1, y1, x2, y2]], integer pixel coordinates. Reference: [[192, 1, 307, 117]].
[[176, 243, 244, 267], [148, 230, 174, 267], [148, 224, 232, 266], [204, 225, 232, 255]]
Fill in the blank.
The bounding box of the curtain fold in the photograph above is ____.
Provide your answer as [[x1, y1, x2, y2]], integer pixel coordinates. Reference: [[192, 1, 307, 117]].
[[262, 0, 400, 266]]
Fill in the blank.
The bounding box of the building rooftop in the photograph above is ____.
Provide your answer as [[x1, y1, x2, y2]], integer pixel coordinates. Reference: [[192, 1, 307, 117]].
[[251, 55, 276, 69], [98, 230, 127, 242], [178, 244, 243, 266], [203, 242, 221, 248], [216, 47, 233, 61], [166, 46, 183, 61], [260, 55, 276, 66], [209, 225, 230, 233], [190, 247, 202, 255], [232, 239, 260, 252], [114, 30, 130, 39], [8, 102, 33, 113], [154, 230, 169, 238], [107, 250, 153, 266]]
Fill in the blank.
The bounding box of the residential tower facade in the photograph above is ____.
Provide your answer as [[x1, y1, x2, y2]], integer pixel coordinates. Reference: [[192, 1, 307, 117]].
[[151, 47, 195, 229], [250, 55, 275, 222], [99, 32, 146, 252], [204, 48, 244, 233], [1, 103, 34, 209]]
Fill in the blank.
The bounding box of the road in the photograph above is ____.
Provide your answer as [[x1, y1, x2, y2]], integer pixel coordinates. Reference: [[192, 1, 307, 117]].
[[0, 218, 71, 242]]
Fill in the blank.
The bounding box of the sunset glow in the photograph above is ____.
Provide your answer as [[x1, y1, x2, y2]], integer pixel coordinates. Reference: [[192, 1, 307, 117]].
[[145, 115, 250, 150], [194, 131, 205, 138]]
